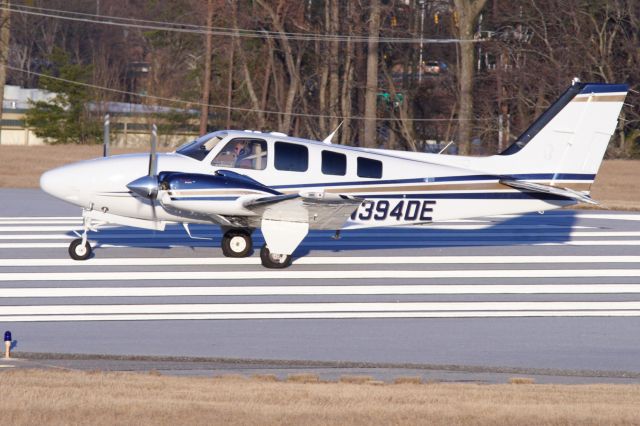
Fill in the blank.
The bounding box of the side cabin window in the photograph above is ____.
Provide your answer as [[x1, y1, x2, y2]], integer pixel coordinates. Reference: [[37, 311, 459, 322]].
[[357, 157, 383, 179], [321, 150, 347, 176], [211, 138, 268, 170], [275, 142, 308, 172]]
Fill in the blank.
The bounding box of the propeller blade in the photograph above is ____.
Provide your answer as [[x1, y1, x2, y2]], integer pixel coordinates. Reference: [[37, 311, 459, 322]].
[[149, 124, 158, 177]]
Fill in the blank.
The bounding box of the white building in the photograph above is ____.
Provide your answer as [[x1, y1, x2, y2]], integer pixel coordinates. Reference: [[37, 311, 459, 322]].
[[0, 85, 199, 147], [1, 85, 56, 145]]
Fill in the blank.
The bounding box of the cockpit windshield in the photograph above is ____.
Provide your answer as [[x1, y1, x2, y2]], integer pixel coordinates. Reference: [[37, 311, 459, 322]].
[[175, 131, 228, 161]]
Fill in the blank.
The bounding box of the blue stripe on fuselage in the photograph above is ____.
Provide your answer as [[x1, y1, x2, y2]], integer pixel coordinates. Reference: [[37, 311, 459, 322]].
[[269, 173, 595, 190], [357, 192, 571, 200]]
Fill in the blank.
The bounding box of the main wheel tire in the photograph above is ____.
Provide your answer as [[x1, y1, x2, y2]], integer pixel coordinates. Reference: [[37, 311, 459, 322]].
[[69, 238, 92, 261], [260, 244, 292, 269], [221, 230, 253, 258]]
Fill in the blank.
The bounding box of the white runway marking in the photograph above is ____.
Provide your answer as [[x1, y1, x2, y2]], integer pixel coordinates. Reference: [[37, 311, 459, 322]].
[[3, 311, 640, 322], [1, 284, 640, 298], [1, 255, 640, 267], [0, 216, 80, 221], [0, 301, 639, 321], [1, 269, 640, 281], [2, 301, 640, 315]]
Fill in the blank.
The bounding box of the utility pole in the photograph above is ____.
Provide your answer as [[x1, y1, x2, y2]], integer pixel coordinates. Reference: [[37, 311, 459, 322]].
[[0, 0, 10, 146], [199, 0, 214, 136]]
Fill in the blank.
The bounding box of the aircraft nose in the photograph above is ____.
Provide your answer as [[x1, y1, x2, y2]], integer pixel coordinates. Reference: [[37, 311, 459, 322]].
[[40, 166, 80, 203]]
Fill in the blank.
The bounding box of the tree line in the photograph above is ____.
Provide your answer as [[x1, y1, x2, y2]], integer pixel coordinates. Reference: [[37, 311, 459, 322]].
[[4, 0, 639, 156]]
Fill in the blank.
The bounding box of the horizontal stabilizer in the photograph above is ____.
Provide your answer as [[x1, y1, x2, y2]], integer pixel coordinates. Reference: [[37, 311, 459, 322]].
[[500, 179, 598, 205]]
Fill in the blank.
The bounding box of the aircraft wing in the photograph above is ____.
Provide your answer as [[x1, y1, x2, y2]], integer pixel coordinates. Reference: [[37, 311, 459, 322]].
[[244, 191, 363, 229], [500, 179, 598, 205]]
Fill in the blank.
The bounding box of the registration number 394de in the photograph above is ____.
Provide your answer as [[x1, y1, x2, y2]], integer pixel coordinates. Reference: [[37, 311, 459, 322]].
[[350, 200, 436, 222]]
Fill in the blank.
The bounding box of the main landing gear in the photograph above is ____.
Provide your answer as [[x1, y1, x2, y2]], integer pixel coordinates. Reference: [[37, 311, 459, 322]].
[[220, 229, 293, 268], [221, 229, 253, 258], [260, 244, 292, 269]]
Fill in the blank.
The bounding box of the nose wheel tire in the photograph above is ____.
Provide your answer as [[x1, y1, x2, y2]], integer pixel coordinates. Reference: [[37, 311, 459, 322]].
[[69, 238, 92, 261], [221, 230, 253, 258], [260, 244, 292, 269]]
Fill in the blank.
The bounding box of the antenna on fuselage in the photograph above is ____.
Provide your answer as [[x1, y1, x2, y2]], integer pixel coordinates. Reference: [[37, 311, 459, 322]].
[[437, 141, 454, 154], [322, 121, 343, 144]]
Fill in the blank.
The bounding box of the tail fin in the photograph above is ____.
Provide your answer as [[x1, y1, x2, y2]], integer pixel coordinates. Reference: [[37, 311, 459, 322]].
[[500, 82, 628, 179]]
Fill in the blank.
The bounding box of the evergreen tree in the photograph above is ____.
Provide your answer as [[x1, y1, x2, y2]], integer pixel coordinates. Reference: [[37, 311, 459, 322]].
[[25, 48, 101, 144]]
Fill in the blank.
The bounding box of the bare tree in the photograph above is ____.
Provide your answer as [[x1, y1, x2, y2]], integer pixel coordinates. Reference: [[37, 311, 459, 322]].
[[363, 0, 381, 148], [0, 0, 9, 145], [199, 0, 214, 135], [453, 0, 487, 155]]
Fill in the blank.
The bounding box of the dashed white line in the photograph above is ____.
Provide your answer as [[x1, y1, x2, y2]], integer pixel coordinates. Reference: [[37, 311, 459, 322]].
[[0, 284, 639, 297], [1, 269, 640, 281], [1, 255, 640, 267]]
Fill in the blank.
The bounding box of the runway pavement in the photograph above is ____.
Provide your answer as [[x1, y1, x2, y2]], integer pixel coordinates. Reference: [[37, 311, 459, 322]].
[[1, 189, 640, 382]]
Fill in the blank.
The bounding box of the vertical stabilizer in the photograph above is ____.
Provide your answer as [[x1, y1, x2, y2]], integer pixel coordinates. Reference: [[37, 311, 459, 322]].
[[500, 82, 628, 179]]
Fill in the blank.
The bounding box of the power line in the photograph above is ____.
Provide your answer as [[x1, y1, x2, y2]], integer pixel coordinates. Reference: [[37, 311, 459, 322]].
[[4, 4, 481, 44], [8, 65, 486, 122]]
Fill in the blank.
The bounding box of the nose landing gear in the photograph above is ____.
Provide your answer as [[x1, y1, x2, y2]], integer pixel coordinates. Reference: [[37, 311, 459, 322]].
[[68, 209, 104, 261], [69, 237, 92, 260]]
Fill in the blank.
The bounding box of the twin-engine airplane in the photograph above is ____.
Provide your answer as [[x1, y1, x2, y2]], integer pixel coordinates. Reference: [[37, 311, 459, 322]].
[[41, 81, 628, 268]]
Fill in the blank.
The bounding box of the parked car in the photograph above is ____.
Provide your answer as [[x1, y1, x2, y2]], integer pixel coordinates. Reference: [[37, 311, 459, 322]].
[[422, 61, 448, 75]]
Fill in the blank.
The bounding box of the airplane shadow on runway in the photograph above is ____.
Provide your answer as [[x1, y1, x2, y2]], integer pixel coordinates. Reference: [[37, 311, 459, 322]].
[[67, 210, 581, 259]]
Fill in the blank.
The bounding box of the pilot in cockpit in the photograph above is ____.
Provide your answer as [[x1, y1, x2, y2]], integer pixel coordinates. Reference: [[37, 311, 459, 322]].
[[233, 141, 251, 168]]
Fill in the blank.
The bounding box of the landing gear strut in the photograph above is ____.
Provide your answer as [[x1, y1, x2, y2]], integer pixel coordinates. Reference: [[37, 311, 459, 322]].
[[221, 229, 253, 258], [68, 213, 95, 261], [260, 244, 292, 269]]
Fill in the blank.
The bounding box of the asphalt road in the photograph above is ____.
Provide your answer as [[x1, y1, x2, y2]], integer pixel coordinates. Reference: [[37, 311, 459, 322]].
[[1, 189, 640, 383]]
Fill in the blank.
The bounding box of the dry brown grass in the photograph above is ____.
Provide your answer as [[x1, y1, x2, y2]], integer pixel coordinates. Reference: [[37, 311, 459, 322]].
[[393, 376, 423, 385], [508, 377, 536, 385], [1, 369, 639, 426], [339, 375, 375, 384], [286, 373, 320, 383], [251, 374, 279, 382], [589, 160, 640, 210], [0, 145, 171, 188]]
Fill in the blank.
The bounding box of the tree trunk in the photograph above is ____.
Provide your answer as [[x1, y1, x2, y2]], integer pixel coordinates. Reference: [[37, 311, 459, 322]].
[[0, 0, 10, 145], [226, 38, 234, 129], [231, 0, 265, 129], [328, 0, 340, 133], [318, 37, 329, 136], [255, 0, 301, 134], [340, 34, 354, 146], [363, 0, 380, 148], [199, 0, 214, 136], [453, 0, 487, 155]]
